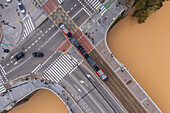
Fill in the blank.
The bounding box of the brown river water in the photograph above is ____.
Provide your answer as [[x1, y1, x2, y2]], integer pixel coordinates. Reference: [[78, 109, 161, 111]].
[[7, 2, 170, 113], [9, 89, 68, 113], [107, 2, 170, 113]]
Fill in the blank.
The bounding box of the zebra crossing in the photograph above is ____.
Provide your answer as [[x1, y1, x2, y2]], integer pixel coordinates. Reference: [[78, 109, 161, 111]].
[[85, 0, 101, 10], [57, 0, 64, 4], [0, 74, 4, 85], [23, 15, 35, 40], [41, 53, 78, 83], [99, 6, 107, 16]]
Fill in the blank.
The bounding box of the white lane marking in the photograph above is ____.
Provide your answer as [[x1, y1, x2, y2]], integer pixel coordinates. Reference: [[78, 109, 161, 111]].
[[27, 18, 33, 31], [80, 80, 88, 87], [32, 43, 34, 46], [74, 84, 82, 92], [14, 62, 18, 65], [6, 56, 32, 75], [38, 37, 41, 40], [67, 11, 70, 13], [24, 20, 31, 34], [45, 31, 48, 34], [35, 40, 38, 43], [6, 63, 9, 66], [38, 30, 59, 50], [22, 14, 29, 20], [10, 61, 13, 63], [31, 64, 41, 73], [82, 8, 90, 16], [0, 64, 6, 75], [25, 49, 27, 52], [141, 97, 147, 103], [115, 67, 120, 72], [28, 46, 31, 49], [29, 17, 35, 30], [71, 8, 83, 19], [48, 27, 51, 30], [52, 25, 54, 27], [70, 7, 73, 10], [42, 34, 44, 36], [86, 74, 94, 81], [10, 52, 18, 59]]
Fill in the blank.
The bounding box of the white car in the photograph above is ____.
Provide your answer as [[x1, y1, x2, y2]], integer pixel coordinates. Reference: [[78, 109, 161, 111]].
[[18, 2, 26, 14], [6, 0, 12, 3]]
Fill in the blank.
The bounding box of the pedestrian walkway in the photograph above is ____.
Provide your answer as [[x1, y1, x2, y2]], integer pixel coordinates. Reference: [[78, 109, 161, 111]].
[[22, 15, 35, 40], [85, 0, 101, 10], [0, 75, 4, 85], [99, 3, 111, 16], [57, 0, 64, 4], [41, 53, 78, 83]]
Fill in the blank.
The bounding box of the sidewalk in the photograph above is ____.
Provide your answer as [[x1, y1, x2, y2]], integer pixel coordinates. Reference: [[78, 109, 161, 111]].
[[0, 73, 81, 113], [0, 0, 47, 62]]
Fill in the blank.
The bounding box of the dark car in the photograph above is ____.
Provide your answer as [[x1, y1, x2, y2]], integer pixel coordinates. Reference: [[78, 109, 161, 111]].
[[4, 49, 10, 53], [32, 52, 44, 57], [14, 52, 25, 61]]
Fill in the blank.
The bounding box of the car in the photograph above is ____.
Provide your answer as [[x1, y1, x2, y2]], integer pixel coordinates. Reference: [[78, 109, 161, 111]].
[[3, 49, 10, 53], [14, 52, 25, 61], [18, 2, 26, 14], [32, 52, 44, 57], [6, 0, 12, 3]]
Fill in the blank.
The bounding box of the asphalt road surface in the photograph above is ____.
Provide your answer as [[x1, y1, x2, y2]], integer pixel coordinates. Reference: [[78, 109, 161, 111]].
[[62, 61, 125, 113], [89, 49, 147, 113]]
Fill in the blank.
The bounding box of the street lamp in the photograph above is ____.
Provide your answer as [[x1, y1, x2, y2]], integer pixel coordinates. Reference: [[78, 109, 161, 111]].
[[1, 20, 15, 29]]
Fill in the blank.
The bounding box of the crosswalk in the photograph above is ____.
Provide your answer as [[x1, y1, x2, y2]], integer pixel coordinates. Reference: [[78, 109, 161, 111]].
[[23, 15, 35, 40], [41, 53, 78, 83], [99, 6, 107, 16], [57, 0, 64, 4], [85, 0, 101, 10], [0, 75, 4, 85]]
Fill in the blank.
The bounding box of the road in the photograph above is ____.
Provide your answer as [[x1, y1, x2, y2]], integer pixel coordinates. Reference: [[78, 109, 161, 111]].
[[0, 18, 66, 81], [89, 49, 147, 112], [0, 0, 148, 112], [61, 61, 125, 113]]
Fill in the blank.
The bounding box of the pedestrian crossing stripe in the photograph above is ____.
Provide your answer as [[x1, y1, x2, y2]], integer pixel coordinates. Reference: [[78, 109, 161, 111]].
[[23, 15, 35, 39], [57, 0, 64, 4], [100, 6, 107, 16], [42, 54, 78, 83], [0, 85, 6, 94], [100, 3, 111, 16]]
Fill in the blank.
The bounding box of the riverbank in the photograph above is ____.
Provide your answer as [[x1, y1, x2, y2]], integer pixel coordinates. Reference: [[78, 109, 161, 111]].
[[107, 1, 170, 112], [9, 89, 68, 113]]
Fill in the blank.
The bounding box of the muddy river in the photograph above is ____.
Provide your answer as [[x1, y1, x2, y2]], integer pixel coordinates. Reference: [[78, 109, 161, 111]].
[[7, 2, 170, 113], [107, 2, 170, 112], [9, 89, 68, 113]]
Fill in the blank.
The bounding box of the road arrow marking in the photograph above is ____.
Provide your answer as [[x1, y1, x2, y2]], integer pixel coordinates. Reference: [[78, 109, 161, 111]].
[[74, 84, 81, 92]]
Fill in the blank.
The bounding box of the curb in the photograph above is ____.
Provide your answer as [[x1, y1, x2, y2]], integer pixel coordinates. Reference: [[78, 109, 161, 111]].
[[0, 25, 3, 42]]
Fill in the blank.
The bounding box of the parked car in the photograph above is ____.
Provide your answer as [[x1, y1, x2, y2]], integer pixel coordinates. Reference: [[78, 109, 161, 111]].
[[32, 52, 44, 57], [18, 2, 26, 14], [3, 49, 10, 53], [14, 52, 25, 61]]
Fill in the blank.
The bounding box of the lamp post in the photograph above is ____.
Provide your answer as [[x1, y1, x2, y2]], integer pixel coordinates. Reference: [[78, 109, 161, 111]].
[[1, 20, 15, 29]]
